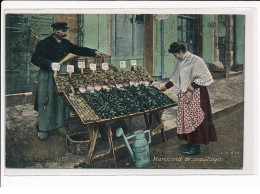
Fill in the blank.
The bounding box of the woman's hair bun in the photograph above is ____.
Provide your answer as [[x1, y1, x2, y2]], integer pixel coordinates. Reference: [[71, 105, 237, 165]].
[[168, 42, 186, 54], [170, 42, 180, 49]]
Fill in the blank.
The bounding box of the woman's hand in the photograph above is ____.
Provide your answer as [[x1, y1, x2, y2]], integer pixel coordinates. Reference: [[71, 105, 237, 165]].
[[187, 84, 194, 92], [159, 86, 167, 93], [165, 81, 174, 89]]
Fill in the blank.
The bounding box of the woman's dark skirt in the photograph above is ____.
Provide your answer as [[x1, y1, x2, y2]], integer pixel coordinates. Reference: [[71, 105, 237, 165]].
[[177, 83, 217, 145]]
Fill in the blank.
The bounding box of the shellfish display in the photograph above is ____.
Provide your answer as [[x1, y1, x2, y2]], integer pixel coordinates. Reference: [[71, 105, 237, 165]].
[[70, 74, 86, 89], [54, 67, 176, 121], [54, 74, 74, 93], [66, 93, 99, 121], [83, 91, 118, 119], [135, 66, 153, 82]]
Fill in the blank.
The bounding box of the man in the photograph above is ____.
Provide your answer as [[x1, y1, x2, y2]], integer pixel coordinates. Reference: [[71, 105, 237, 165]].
[[31, 22, 103, 141]]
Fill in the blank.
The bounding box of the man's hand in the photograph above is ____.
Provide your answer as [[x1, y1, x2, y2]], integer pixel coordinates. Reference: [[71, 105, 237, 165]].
[[95, 51, 104, 57]]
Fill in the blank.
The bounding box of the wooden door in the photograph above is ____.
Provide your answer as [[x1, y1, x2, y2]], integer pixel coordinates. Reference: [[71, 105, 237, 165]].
[[110, 14, 145, 70]]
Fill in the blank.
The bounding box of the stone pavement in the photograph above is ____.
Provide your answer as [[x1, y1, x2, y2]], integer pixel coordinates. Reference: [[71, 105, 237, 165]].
[[5, 73, 244, 168], [107, 102, 244, 169]]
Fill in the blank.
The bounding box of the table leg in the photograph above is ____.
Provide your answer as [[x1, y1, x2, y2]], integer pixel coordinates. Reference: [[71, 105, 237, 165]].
[[86, 124, 99, 165], [128, 117, 134, 135], [154, 112, 166, 142], [106, 124, 116, 160], [148, 112, 153, 129], [144, 113, 150, 129]]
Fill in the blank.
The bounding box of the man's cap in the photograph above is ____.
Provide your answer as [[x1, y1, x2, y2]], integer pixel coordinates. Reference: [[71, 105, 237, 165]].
[[51, 22, 70, 30]]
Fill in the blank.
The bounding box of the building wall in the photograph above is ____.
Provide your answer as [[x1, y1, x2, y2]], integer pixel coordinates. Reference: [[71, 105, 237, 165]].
[[155, 15, 178, 78], [218, 15, 226, 64], [5, 14, 81, 95], [161, 15, 178, 79], [5, 14, 245, 95], [202, 15, 215, 66], [155, 14, 216, 79], [235, 15, 245, 66], [56, 14, 79, 45], [155, 19, 162, 77], [5, 14, 55, 94], [109, 14, 145, 70], [81, 14, 108, 54]]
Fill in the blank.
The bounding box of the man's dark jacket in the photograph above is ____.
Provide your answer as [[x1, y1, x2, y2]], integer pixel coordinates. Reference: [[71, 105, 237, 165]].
[[31, 34, 97, 131], [31, 34, 96, 70]]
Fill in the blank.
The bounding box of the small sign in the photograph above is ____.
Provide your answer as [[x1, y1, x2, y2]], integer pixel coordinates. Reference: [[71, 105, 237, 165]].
[[131, 60, 137, 66], [52, 63, 60, 71], [156, 14, 169, 21], [102, 63, 109, 71], [90, 63, 96, 71], [67, 65, 74, 73], [78, 61, 85, 69], [120, 61, 126, 69]]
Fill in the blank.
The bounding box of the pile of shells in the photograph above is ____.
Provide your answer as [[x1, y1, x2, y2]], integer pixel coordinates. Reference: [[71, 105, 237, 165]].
[[113, 72, 126, 82], [83, 72, 109, 84], [100, 88, 141, 115], [55, 75, 74, 93], [106, 68, 115, 75], [111, 71, 139, 82], [95, 72, 110, 83], [84, 91, 118, 119], [83, 73, 96, 84], [70, 74, 86, 88], [125, 71, 140, 80], [135, 66, 153, 81], [137, 85, 175, 108], [67, 93, 99, 121]]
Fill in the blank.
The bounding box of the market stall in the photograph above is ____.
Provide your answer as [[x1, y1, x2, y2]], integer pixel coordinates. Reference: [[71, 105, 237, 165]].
[[54, 56, 177, 166]]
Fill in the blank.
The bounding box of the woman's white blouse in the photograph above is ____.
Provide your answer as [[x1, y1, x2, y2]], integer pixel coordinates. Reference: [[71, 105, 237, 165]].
[[170, 51, 213, 92]]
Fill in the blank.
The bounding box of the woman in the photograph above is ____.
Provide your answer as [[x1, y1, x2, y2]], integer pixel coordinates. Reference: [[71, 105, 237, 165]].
[[163, 42, 217, 155]]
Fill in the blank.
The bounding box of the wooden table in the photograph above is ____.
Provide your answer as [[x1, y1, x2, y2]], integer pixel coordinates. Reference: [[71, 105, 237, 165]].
[[62, 92, 177, 167]]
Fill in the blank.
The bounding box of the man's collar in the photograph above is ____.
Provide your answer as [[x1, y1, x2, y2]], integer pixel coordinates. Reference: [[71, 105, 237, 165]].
[[52, 34, 61, 43]]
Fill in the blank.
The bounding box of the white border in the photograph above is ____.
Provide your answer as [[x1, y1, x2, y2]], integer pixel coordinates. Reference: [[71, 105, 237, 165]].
[[1, 0, 259, 187]]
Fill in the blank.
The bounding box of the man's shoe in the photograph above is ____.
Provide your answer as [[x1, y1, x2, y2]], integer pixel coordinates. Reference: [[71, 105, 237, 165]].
[[58, 126, 67, 136], [182, 144, 201, 155], [181, 142, 193, 151], [37, 131, 49, 141]]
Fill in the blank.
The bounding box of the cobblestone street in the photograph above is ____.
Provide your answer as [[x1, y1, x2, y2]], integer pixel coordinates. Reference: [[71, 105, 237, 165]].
[[103, 103, 243, 169]]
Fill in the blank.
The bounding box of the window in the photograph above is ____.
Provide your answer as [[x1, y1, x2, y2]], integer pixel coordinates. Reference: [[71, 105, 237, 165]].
[[177, 15, 196, 53]]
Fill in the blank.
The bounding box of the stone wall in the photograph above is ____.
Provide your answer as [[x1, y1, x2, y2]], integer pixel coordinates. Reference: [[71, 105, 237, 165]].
[[5, 14, 55, 95]]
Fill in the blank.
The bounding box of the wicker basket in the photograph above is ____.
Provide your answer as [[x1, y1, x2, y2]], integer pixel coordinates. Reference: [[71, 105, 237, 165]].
[[66, 132, 93, 155]]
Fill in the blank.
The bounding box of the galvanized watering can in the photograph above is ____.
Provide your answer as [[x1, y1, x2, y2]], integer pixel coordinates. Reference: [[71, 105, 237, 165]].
[[116, 128, 151, 167]]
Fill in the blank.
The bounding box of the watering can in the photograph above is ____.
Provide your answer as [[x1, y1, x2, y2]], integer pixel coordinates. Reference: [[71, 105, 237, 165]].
[[116, 128, 151, 167]]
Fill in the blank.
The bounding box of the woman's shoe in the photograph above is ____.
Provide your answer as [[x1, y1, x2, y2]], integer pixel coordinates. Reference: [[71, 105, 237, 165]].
[[182, 144, 201, 155], [181, 142, 193, 151]]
